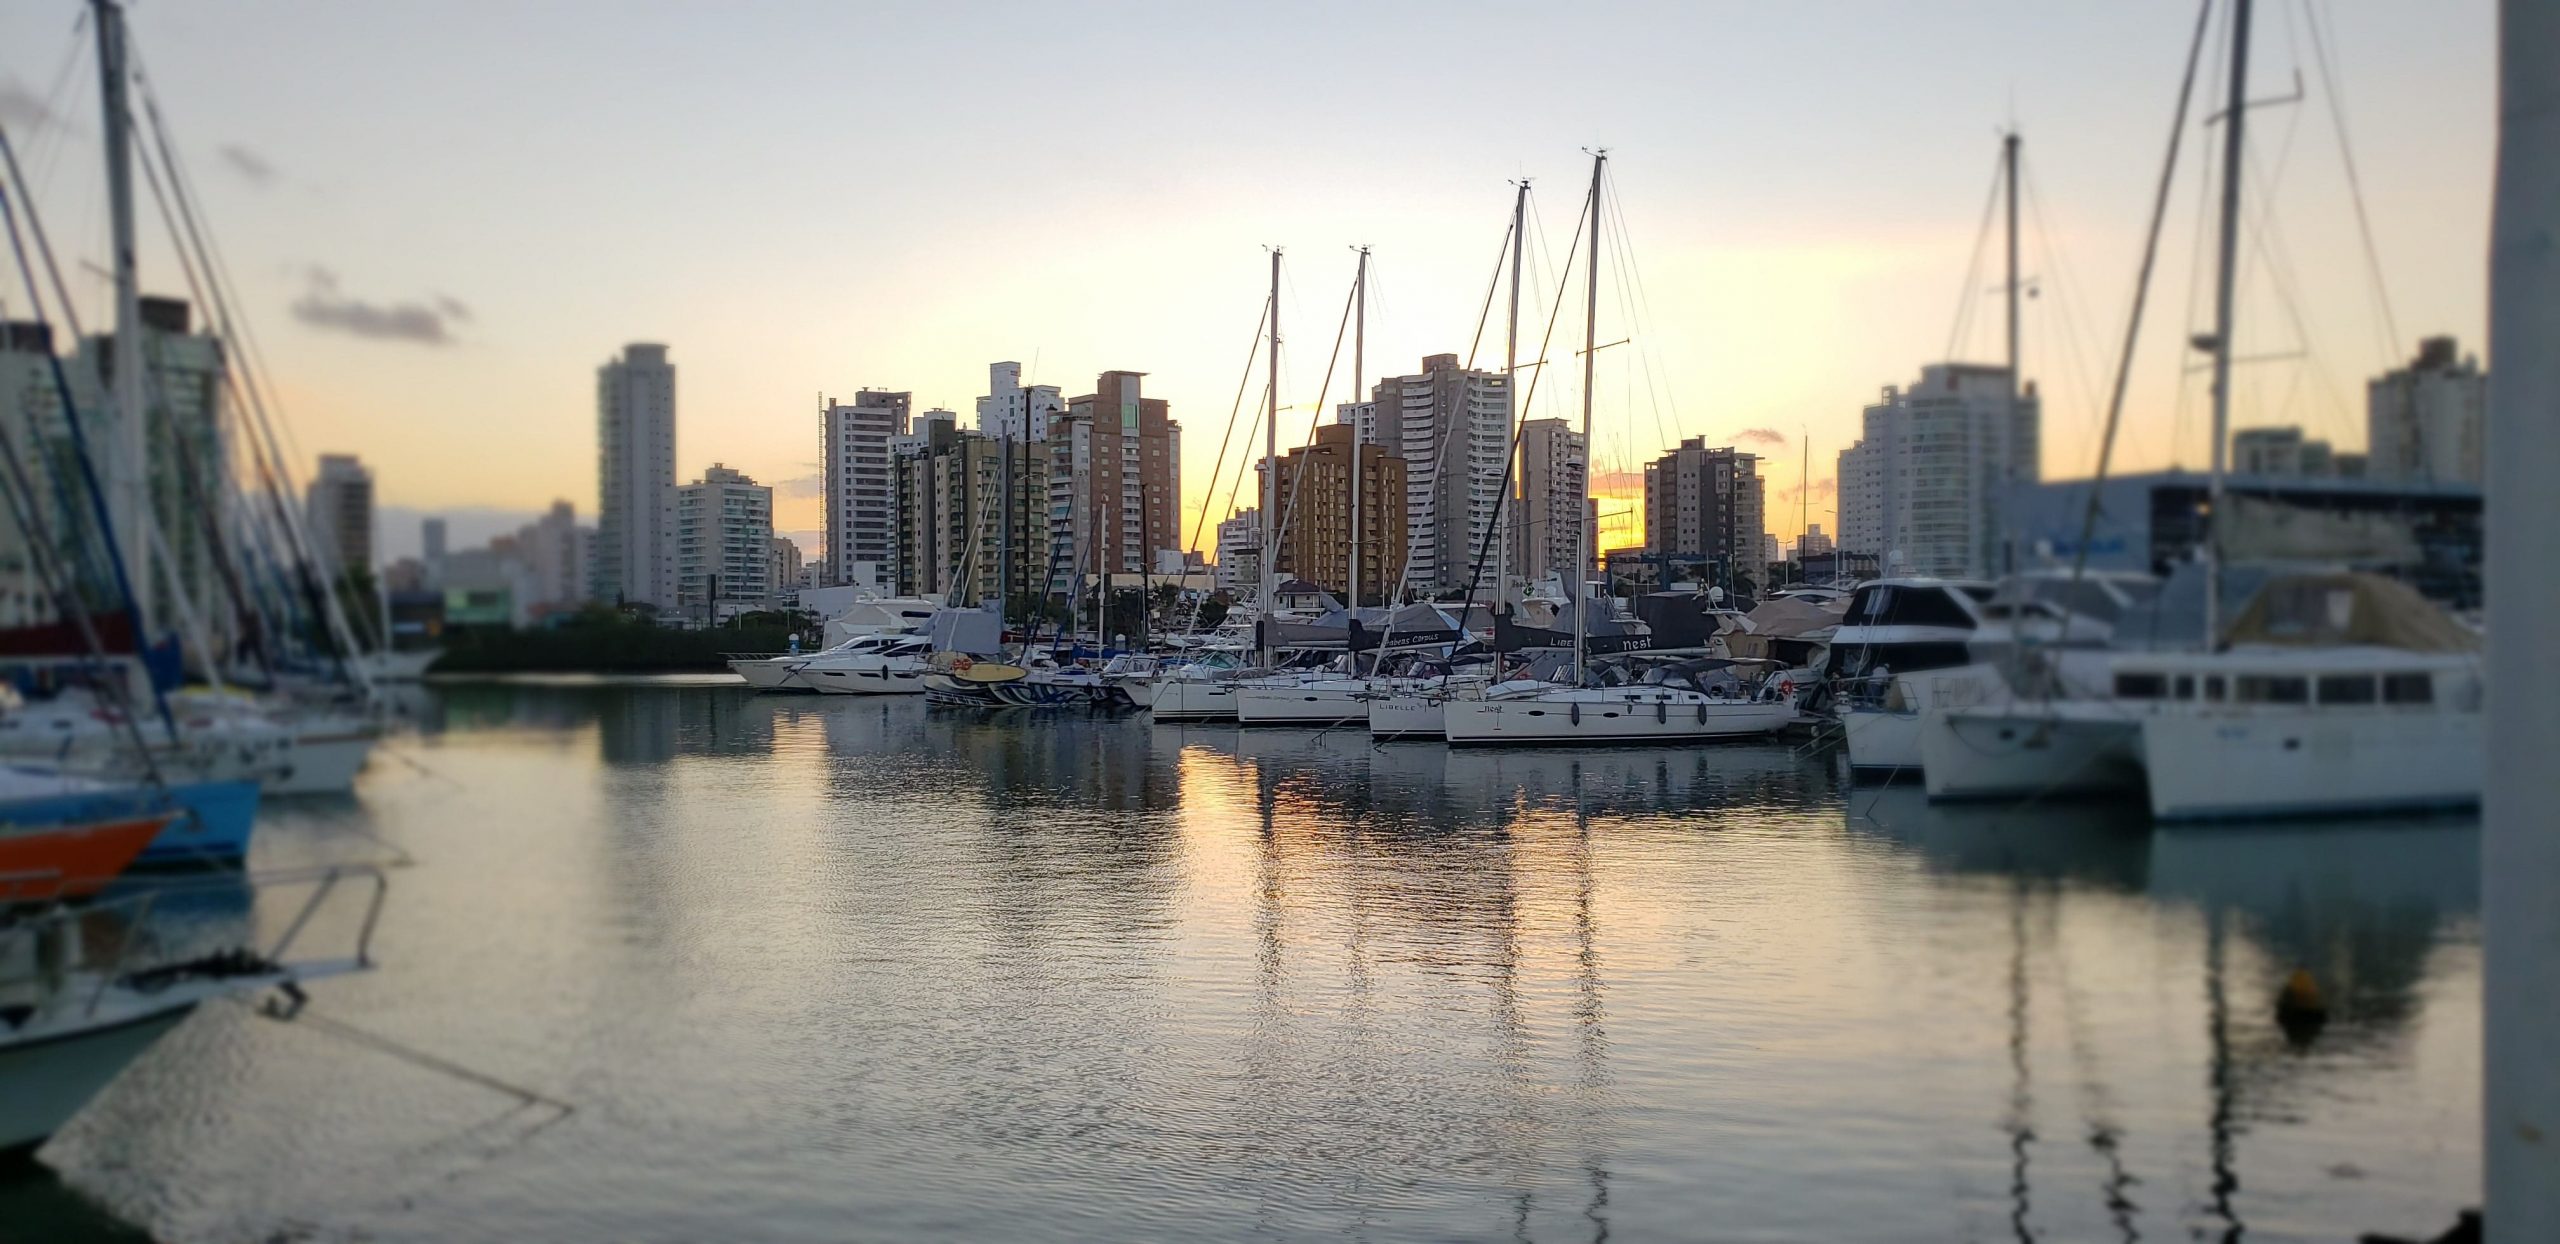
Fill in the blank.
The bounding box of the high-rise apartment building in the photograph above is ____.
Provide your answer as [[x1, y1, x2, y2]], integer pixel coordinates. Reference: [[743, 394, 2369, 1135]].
[[895, 427, 1048, 606], [974, 361, 1064, 442], [1267, 424, 1407, 604], [676, 464, 773, 609], [1215, 508, 1260, 594], [0, 322, 64, 627], [1511, 416, 1590, 594], [1046, 371, 1179, 595], [1834, 363, 2040, 577], [304, 454, 375, 578], [1368, 354, 1511, 593], [595, 343, 677, 607], [770, 537, 803, 594], [2367, 336, 2485, 486], [1642, 438, 1767, 578], [823, 389, 909, 589], [517, 500, 589, 611]]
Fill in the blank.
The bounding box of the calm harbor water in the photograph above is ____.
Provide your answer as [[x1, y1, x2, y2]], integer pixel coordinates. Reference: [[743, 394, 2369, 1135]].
[[7, 679, 2481, 1242]]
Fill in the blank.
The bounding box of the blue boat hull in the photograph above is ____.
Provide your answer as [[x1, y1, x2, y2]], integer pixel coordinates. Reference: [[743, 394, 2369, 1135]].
[[136, 781, 261, 866]]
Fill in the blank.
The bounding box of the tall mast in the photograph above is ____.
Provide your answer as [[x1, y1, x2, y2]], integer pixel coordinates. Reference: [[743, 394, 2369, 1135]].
[[2003, 128, 2022, 578], [1349, 246, 1367, 609], [1502, 180, 1527, 611], [1261, 248, 1280, 665], [1799, 426, 1810, 586], [1574, 152, 1605, 685], [95, 0, 151, 633], [2203, 0, 2253, 646]]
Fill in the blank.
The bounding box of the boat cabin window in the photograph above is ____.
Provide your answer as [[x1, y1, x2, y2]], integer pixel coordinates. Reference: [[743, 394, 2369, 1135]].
[[2383, 672, 2435, 705], [2204, 675, 2227, 702], [2113, 672, 2168, 700], [2173, 675, 2196, 700], [2316, 674, 2378, 706], [2235, 675, 2309, 705], [1846, 586, 1977, 630]]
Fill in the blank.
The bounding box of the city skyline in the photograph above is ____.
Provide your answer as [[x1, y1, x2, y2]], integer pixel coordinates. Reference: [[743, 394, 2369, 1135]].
[[0, 2, 2495, 558]]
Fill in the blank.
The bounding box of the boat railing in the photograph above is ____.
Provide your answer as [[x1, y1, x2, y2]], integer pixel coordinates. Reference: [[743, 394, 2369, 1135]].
[[0, 864, 393, 1022]]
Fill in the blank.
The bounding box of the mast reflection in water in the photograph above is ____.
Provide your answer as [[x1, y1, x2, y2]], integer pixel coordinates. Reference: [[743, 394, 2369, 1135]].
[[10, 684, 2480, 1243]]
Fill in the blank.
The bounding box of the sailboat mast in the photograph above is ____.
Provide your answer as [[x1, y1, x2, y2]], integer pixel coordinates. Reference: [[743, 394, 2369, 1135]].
[[1349, 246, 1367, 609], [2003, 129, 2022, 578], [94, 0, 151, 634], [1574, 153, 1604, 684], [1261, 248, 1280, 665], [2203, 0, 2254, 647], [1502, 180, 1526, 610]]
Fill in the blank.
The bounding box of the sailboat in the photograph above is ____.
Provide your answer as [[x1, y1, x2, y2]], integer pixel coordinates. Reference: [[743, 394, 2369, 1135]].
[[1443, 152, 1790, 747]]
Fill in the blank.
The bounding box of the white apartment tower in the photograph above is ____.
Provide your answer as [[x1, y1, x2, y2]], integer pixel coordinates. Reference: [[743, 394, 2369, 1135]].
[[304, 454, 375, 577], [594, 343, 677, 607], [1835, 363, 2040, 578], [2366, 336, 2486, 486], [1511, 417, 1590, 593], [975, 361, 1064, 442], [1215, 507, 1262, 594], [1369, 354, 1511, 593], [677, 464, 774, 608], [824, 389, 910, 589]]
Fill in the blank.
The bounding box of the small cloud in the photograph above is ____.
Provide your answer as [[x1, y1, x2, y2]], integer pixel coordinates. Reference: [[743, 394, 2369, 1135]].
[[290, 269, 462, 347], [219, 143, 278, 187], [433, 294, 473, 323], [1775, 479, 1838, 503], [0, 78, 73, 139], [775, 473, 824, 499], [1730, 427, 1788, 446]]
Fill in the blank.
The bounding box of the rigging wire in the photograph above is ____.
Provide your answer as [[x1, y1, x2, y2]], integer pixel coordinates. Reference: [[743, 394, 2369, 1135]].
[[2063, 0, 2216, 615], [1183, 293, 1270, 558], [1944, 145, 2008, 364], [1600, 163, 1682, 472], [2298, 0, 2402, 361]]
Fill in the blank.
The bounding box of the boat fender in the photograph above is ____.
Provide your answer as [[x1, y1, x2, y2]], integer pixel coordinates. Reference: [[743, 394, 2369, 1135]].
[[1696, 703, 1707, 725], [1570, 703, 1581, 726], [1656, 701, 1667, 724]]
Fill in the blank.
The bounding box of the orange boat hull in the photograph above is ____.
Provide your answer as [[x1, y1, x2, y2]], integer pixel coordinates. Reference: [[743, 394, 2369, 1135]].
[[0, 812, 178, 901]]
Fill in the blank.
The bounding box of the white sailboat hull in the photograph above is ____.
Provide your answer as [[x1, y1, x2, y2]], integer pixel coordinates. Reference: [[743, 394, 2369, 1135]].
[[1445, 692, 1791, 746], [1235, 683, 1366, 726], [1150, 679, 1239, 723], [1919, 706, 2144, 802], [352, 650, 439, 683], [271, 727, 378, 796], [2139, 708, 2483, 821], [1367, 690, 1448, 739], [0, 1003, 196, 1153], [1840, 708, 1923, 776]]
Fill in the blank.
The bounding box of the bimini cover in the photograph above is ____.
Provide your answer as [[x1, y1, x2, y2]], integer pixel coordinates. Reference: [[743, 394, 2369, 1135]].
[[2221, 572, 2480, 653]]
